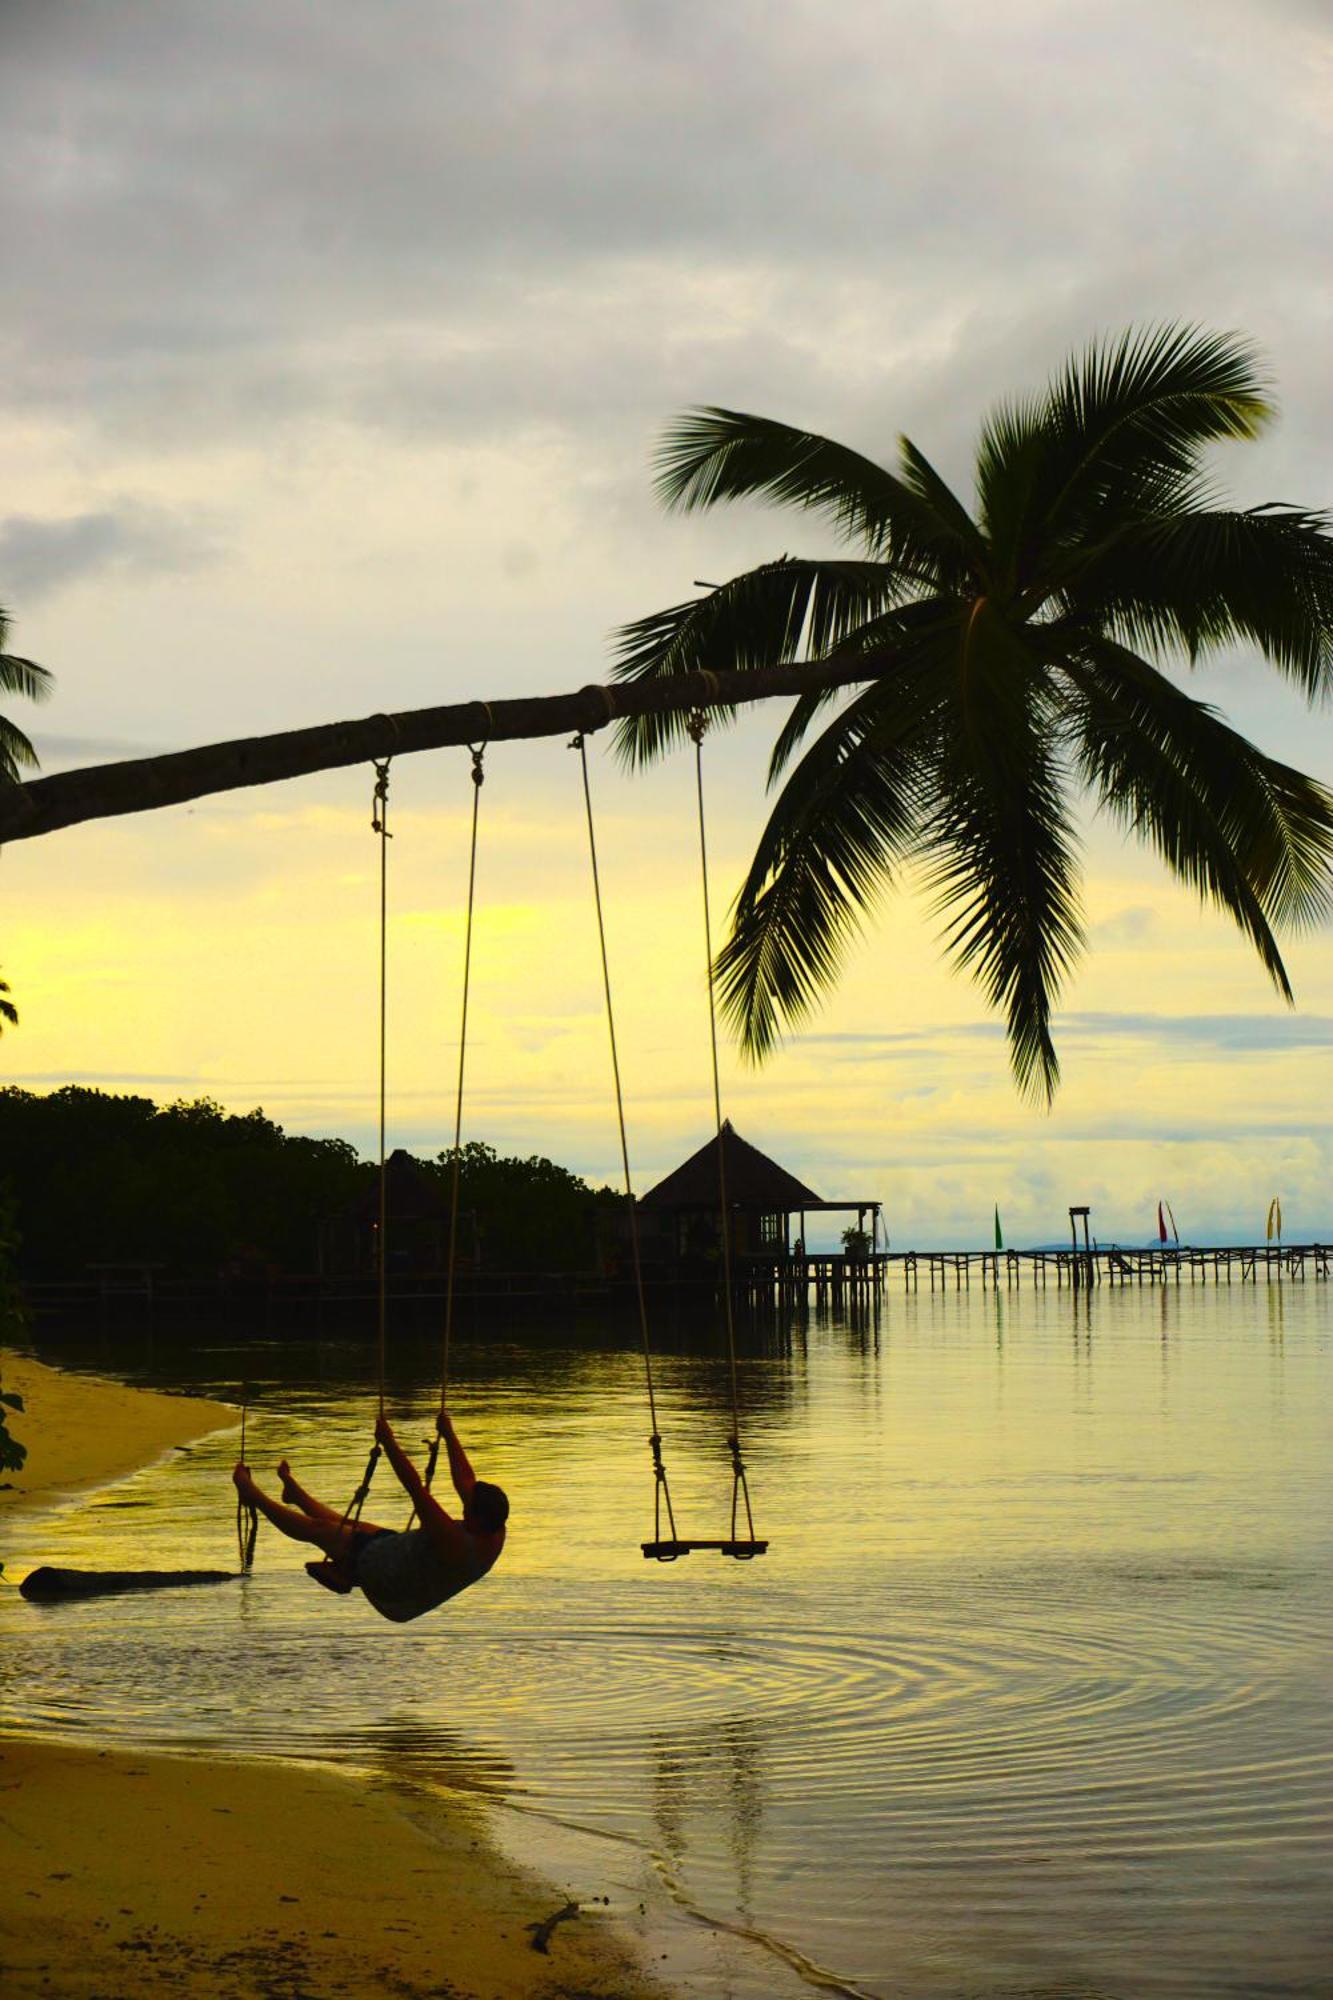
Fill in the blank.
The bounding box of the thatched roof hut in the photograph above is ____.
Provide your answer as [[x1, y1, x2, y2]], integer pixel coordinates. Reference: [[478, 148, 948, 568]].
[[636, 1120, 879, 1267], [640, 1121, 820, 1213]]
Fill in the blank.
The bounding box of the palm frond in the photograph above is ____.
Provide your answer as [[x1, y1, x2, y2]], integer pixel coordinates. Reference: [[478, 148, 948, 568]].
[[920, 609, 1084, 1102], [765, 595, 964, 782], [1064, 640, 1333, 977], [765, 684, 847, 787], [0, 652, 53, 703], [1034, 325, 1272, 544], [609, 558, 903, 766], [652, 407, 969, 578], [1072, 505, 1333, 700], [974, 398, 1050, 590], [715, 644, 954, 1058], [0, 715, 40, 785], [896, 438, 986, 570], [0, 978, 17, 1031]]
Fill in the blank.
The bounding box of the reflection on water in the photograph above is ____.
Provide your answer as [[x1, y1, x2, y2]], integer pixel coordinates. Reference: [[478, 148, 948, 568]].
[[3, 1282, 1331, 1999], [652, 1718, 764, 1917], [352, 1714, 519, 1800]]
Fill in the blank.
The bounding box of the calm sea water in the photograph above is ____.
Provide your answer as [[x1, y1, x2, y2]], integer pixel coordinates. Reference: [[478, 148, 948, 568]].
[[3, 1280, 1331, 1998]]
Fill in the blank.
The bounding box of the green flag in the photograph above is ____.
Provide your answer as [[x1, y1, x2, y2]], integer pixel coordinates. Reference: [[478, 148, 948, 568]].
[[994, 1204, 1004, 1251]]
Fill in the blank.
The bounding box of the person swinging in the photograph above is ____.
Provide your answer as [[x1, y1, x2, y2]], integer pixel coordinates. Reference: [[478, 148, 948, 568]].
[[232, 1409, 508, 1624]]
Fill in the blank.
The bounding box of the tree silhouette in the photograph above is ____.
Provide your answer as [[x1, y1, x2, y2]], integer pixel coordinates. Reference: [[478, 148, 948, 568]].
[[613, 327, 1333, 1099], [0, 605, 53, 786]]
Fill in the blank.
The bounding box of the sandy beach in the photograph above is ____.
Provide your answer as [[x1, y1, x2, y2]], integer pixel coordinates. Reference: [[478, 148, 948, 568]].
[[0, 1349, 235, 1518], [0, 1349, 666, 1999]]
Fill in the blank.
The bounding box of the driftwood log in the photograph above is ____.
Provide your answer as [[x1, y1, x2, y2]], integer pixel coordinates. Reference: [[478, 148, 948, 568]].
[[20, 1565, 239, 1602]]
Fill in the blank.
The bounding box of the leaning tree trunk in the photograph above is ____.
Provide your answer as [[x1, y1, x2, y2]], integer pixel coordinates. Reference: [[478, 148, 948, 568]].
[[0, 658, 876, 846]]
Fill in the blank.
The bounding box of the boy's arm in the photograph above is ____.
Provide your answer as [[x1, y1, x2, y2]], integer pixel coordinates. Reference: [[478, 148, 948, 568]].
[[374, 1415, 431, 1513], [374, 1416, 473, 1565], [436, 1409, 476, 1503]]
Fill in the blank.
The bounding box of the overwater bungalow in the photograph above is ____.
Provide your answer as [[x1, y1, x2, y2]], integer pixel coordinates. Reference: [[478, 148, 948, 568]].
[[635, 1121, 881, 1279]]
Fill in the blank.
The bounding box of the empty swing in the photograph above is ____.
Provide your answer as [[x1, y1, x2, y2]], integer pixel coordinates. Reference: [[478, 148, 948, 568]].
[[573, 718, 767, 1563]]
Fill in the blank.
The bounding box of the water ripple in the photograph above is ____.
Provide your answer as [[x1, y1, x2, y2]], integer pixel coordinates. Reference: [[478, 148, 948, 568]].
[[6, 1292, 1332, 2000]]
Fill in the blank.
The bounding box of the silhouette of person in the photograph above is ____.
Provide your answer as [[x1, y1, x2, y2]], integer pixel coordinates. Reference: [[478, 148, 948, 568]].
[[233, 1409, 507, 1624]]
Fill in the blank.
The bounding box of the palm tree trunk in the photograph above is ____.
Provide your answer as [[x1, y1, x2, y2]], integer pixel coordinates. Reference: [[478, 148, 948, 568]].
[[0, 658, 877, 847]]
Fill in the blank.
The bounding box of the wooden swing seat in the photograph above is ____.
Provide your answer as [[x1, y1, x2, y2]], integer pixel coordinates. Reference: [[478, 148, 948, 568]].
[[641, 1538, 768, 1561]]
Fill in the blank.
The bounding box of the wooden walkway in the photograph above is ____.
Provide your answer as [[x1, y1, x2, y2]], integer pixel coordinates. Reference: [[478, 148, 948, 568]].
[[895, 1243, 1329, 1289], [22, 1241, 1328, 1327], [743, 1242, 1330, 1299]]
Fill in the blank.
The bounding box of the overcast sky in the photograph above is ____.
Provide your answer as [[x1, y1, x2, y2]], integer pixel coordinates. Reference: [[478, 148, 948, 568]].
[[2, 0, 1330, 1243]]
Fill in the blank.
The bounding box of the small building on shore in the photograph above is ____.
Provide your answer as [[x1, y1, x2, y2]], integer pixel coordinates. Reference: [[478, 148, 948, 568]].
[[635, 1121, 881, 1276]]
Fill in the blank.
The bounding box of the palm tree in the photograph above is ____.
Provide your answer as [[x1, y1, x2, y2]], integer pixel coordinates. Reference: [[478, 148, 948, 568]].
[[612, 326, 1333, 1100], [1, 605, 53, 787], [2, 607, 51, 1047]]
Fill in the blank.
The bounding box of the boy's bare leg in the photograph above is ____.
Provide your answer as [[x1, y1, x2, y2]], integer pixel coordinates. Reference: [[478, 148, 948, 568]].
[[233, 1465, 366, 1561], [234, 1465, 324, 1544], [276, 1459, 346, 1527]]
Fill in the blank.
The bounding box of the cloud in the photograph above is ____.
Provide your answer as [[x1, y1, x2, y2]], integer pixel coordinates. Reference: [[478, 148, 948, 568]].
[[0, 504, 218, 602], [2, 0, 1329, 486], [798, 1013, 1333, 1060], [2, 1, 1328, 778], [1089, 905, 1159, 947], [1060, 1012, 1333, 1053], [1, 0, 1329, 1247], [6, 1070, 206, 1089]]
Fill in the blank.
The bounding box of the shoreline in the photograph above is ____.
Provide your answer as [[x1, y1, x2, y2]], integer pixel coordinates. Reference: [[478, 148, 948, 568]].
[[0, 1348, 671, 2000], [0, 1347, 236, 1523], [0, 1737, 667, 1999]]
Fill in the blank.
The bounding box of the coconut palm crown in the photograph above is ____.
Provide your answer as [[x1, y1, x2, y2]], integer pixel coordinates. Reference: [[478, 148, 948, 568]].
[[1, 605, 52, 787], [611, 326, 1333, 1101]]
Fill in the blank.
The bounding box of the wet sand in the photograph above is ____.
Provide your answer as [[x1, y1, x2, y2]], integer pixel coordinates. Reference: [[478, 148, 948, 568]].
[[0, 1350, 667, 1999], [0, 1739, 662, 1998], [0, 1348, 234, 1517]]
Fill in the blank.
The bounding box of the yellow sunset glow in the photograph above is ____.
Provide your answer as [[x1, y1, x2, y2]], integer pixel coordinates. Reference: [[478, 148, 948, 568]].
[[7, 745, 1330, 1248]]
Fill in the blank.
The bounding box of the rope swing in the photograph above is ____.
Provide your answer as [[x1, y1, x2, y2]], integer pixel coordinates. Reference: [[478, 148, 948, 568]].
[[683, 708, 763, 1560], [572, 732, 680, 1555], [307, 758, 394, 1586], [420, 739, 487, 1505], [236, 1385, 258, 1572], [574, 725, 765, 1564]]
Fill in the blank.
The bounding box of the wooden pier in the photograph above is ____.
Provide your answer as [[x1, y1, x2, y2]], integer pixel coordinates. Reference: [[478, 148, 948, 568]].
[[742, 1241, 1329, 1302], [21, 1241, 1327, 1330]]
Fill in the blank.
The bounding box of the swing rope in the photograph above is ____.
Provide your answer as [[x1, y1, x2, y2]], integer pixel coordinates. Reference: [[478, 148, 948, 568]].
[[421, 740, 486, 1500], [572, 732, 680, 1553], [310, 759, 394, 1581], [687, 710, 759, 1555], [236, 1385, 258, 1571], [373, 757, 391, 1420]]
